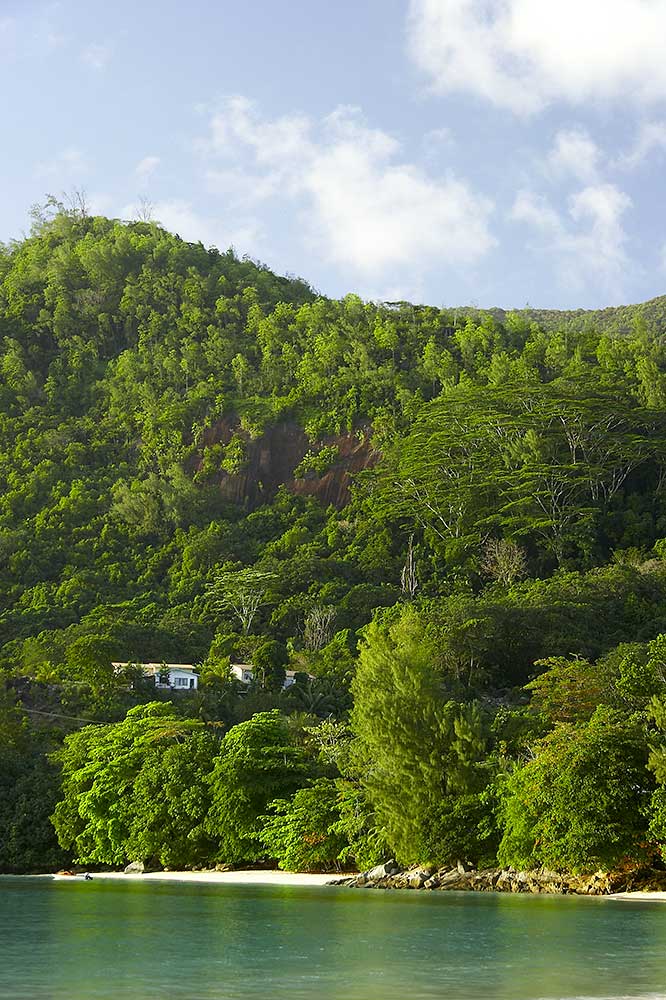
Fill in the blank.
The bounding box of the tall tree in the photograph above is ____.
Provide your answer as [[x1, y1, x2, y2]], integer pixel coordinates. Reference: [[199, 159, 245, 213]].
[[206, 710, 312, 865], [351, 608, 488, 864]]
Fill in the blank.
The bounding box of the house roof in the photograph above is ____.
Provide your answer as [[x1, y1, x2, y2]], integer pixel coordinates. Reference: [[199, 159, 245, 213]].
[[229, 664, 314, 680], [113, 662, 198, 674]]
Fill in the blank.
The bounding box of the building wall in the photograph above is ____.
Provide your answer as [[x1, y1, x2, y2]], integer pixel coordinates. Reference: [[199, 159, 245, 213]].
[[155, 669, 198, 690]]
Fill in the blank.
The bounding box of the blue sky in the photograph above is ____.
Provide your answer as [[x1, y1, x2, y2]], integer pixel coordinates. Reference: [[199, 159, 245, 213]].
[[2, 0, 666, 309]]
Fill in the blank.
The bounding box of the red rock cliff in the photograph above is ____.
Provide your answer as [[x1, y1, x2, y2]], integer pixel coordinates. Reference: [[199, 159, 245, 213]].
[[197, 417, 378, 508]]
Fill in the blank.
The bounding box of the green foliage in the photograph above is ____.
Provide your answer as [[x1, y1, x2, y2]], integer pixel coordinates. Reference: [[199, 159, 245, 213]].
[[351, 608, 491, 865], [51, 702, 211, 866], [374, 377, 666, 568], [333, 779, 387, 870], [612, 636, 666, 708], [498, 708, 653, 872], [421, 562, 666, 690], [123, 729, 218, 868], [425, 790, 501, 870], [206, 710, 312, 865], [220, 434, 248, 475], [259, 779, 348, 872], [351, 610, 445, 863], [253, 639, 289, 690], [258, 716, 387, 871], [0, 692, 66, 872], [6, 210, 666, 874], [525, 657, 612, 724], [646, 695, 666, 861], [294, 446, 340, 478], [207, 568, 277, 635]]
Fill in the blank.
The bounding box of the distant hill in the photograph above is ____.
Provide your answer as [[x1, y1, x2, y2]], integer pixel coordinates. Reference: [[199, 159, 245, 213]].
[[449, 295, 666, 336]]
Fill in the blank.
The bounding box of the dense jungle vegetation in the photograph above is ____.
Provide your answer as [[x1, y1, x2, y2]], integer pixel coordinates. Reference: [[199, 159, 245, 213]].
[[5, 200, 666, 876]]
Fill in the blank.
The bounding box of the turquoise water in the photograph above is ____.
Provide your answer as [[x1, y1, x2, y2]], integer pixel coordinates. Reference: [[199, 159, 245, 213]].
[[2, 878, 666, 999]]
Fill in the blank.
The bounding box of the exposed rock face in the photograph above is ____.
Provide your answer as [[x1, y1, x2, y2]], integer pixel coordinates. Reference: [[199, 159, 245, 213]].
[[198, 417, 378, 509], [291, 428, 377, 508], [329, 863, 666, 895]]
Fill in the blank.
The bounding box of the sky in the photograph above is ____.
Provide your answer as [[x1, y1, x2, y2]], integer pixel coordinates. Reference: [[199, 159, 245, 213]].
[[2, 0, 666, 309]]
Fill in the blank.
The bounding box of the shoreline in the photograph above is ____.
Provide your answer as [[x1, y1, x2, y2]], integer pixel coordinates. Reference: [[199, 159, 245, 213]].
[[10, 871, 666, 899], [48, 869, 346, 887], [608, 891, 666, 902], [330, 862, 666, 899]]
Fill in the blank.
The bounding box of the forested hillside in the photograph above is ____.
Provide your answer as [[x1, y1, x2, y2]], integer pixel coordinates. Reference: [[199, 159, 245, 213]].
[[456, 293, 666, 338], [5, 202, 666, 879]]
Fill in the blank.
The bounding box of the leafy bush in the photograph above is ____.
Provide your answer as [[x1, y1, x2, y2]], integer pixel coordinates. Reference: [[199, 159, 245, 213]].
[[498, 707, 653, 872], [294, 446, 340, 479], [206, 711, 312, 865], [259, 779, 347, 871]]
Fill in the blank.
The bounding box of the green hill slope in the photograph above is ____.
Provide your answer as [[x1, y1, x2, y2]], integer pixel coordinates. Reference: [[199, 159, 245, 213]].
[[452, 294, 666, 336], [1, 205, 666, 672], [5, 206, 666, 877]]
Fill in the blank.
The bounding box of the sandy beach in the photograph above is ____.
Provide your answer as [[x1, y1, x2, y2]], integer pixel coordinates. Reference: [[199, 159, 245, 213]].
[[607, 891, 666, 902], [45, 872, 666, 898], [51, 870, 345, 887]]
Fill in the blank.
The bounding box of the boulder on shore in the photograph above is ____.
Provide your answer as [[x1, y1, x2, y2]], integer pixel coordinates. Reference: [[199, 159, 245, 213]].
[[124, 861, 147, 874], [328, 863, 666, 895]]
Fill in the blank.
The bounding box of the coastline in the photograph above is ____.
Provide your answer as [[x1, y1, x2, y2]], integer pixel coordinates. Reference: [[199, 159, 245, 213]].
[[608, 891, 666, 902], [13, 870, 666, 898], [49, 870, 346, 887], [330, 861, 666, 899]]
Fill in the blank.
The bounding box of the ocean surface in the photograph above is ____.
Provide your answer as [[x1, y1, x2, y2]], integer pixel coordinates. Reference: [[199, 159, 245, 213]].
[[2, 877, 666, 1000]]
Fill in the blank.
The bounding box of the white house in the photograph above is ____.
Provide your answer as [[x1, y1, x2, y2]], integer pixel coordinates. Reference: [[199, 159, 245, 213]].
[[230, 663, 255, 685], [113, 662, 199, 691], [229, 664, 309, 689]]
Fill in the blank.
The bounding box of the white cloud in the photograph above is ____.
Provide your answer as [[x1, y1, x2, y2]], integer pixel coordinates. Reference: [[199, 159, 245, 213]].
[[87, 192, 115, 217], [122, 199, 212, 242], [422, 126, 455, 162], [511, 183, 632, 296], [38, 2, 67, 49], [424, 126, 454, 147], [408, 0, 666, 114], [201, 97, 495, 280], [45, 30, 66, 48], [135, 156, 161, 180], [35, 147, 88, 179], [547, 129, 601, 184], [0, 8, 66, 57], [204, 166, 281, 207], [618, 121, 666, 168], [0, 16, 17, 54], [511, 191, 562, 235], [120, 198, 263, 253], [82, 42, 111, 70]]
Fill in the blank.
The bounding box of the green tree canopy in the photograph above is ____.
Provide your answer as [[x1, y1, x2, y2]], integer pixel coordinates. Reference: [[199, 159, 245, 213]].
[[51, 702, 211, 866], [498, 707, 653, 872], [206, 710, 312, 865]]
